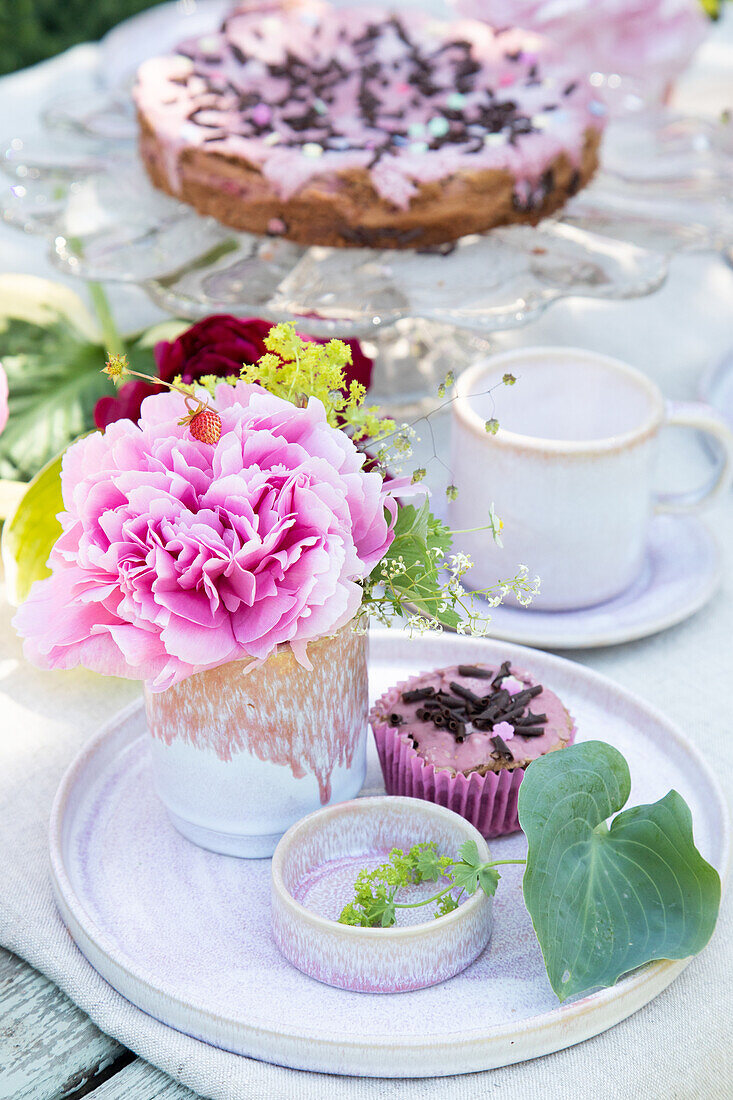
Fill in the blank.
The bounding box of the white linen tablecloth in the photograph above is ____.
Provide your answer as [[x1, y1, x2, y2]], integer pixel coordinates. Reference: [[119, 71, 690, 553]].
[[1, 21, 732, 1100]]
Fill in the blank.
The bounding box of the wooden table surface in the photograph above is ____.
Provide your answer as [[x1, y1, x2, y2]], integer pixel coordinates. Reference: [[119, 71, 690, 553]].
[[0, 947, 197, 1100]]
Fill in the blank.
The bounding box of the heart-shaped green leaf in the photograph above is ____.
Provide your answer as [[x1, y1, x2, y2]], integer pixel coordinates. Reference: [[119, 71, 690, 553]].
[[518, 741, 721, 1001]]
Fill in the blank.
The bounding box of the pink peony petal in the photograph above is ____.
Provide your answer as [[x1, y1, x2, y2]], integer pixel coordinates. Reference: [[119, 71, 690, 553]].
[[15, 380, 402, 690]]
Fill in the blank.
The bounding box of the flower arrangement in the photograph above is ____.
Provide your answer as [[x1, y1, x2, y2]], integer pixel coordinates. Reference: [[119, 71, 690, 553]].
[[93, 313, 373, 430], [13, 320, 533, 690]]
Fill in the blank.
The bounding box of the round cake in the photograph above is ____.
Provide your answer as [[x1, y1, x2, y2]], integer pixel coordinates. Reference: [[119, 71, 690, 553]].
[[134, 1, 607, 249], [371, 660, 576, 836]]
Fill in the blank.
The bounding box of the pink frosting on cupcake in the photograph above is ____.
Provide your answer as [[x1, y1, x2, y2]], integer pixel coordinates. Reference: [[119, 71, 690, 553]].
[[370, 661, 576, 838], [375, 664, 574, 773]]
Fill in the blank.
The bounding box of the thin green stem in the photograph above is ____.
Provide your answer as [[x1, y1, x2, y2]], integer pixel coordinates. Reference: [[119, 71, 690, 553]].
[[103, 363, 205, 411], [88, 282, 124, 356], [392, 859, 526, 911], [393, 883, 456, 910], [449, 525, 495, 536]]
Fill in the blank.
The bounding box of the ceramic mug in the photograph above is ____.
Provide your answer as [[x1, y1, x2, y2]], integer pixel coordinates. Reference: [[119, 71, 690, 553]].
[[448, 347, 733, 611]]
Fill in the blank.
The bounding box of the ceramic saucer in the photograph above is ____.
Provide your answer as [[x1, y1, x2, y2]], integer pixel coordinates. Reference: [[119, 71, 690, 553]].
[[463, 513, 722, 650]]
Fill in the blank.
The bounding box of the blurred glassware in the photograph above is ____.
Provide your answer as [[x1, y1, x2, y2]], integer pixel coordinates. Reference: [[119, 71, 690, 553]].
[[453, 0, 710, 112]]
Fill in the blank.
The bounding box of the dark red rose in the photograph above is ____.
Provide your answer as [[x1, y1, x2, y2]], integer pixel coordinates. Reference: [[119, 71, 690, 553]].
[[94, 315, 373, 429]]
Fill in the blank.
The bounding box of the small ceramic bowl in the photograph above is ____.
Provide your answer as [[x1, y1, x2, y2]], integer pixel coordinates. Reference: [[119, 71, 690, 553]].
[[271, 796, 493, 993]]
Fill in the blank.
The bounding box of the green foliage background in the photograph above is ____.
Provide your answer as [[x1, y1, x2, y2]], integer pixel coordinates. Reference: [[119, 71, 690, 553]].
[[0, 0, 156, 76]]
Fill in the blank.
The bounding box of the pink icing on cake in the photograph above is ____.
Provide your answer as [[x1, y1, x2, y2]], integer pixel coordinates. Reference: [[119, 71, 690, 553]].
[[133, 1, 606, 210], [374, 663, 574, 773]]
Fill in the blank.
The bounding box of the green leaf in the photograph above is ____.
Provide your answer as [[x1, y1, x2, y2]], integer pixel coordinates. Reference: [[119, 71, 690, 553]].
[[477, 865, 501, 897], [380, 499, 461, 630], [434, 894, 460, 917], [451, 841, 501, 898], [0, 275, 162, 481], [1, 447, 66, 604], [391, 498, 430, 543], [518, 741, 721, 1001], [427, 512, 453, 557], [413, 844, 442, 883], [0, 328, 109, 481], [451, 862, 480, 897], [457, 840, 481, 866]]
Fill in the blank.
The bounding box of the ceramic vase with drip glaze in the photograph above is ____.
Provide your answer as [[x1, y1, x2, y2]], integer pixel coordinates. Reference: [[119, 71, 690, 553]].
[[144, 623, 369, 858]]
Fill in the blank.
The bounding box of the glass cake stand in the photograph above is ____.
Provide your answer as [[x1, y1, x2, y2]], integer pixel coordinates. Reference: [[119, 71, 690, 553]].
[[3, 82, 732, 407]]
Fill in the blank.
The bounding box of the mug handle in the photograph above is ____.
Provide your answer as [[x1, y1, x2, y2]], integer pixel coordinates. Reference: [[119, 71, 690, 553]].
[[654, 399, 733, 514]]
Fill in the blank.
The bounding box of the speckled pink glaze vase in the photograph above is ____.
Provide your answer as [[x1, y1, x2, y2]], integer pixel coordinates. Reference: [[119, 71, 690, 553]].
[[144, 624, 369, 858]]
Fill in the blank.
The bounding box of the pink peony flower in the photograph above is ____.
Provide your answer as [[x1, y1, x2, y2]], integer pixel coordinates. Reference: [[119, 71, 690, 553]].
[[15, 382, 397, 691], [94, 314, 373, 430]]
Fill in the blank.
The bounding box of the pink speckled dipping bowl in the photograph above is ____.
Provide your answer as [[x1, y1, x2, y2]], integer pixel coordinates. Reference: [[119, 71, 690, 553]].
[[271, 796, 493, 993]]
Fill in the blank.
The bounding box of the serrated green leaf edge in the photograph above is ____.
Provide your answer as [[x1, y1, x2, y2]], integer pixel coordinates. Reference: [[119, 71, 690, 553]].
[[518, 741, 721, 1001], [1, 446, 66, 605]]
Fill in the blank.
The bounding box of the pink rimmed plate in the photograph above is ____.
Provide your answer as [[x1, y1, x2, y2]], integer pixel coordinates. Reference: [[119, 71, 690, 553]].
[[49, 629, 729, 1078]]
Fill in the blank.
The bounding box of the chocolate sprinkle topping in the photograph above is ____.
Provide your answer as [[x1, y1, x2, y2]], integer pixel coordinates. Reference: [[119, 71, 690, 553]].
[[490, 734, 514, 762], [457, 665, 493, 679], [449, 682, 484, 707], [402, 686, 436, 704], [400, 663, 549, 747], [164, 12, 555, 184], [491, 660, 512, 688]]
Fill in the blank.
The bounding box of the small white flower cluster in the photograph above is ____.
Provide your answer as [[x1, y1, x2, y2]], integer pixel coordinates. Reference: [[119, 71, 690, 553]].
[[406, 614, 444, 637], [373, 422, 418, 475], [448, 564, 541, 636], [379, 555, 407, 581]]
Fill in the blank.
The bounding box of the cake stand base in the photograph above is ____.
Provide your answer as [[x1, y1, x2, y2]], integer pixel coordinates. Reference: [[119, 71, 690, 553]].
[[359, 320, 493, 415]]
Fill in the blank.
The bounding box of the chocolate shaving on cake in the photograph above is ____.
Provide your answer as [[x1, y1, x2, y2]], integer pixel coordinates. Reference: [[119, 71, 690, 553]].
[[401, 686, 435, 703], [449, 682, 484, 707], [490, 734, 514, 761], [169, 12, 545, 179], [404, 664, 549, 744], [515, 711, 547, 726], [491, 660, 512, 688], [457, 664, 493, 679]]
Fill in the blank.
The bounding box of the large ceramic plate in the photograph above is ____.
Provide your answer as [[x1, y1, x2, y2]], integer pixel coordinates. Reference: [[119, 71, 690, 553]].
[[49, 630, 729, 1078]]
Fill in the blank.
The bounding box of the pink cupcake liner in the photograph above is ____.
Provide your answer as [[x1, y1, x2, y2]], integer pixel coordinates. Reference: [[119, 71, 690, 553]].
[[370, 675, 576, 840]]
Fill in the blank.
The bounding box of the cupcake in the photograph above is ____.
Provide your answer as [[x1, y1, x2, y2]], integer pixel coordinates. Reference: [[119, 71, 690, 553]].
[[371, 660, 575, 838]]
